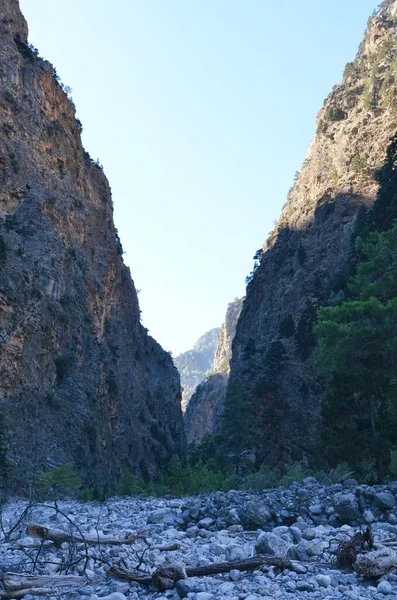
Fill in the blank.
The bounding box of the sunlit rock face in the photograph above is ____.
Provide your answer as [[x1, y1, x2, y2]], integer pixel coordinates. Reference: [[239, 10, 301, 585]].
[[228, 0, 397, 468], [174, 328, 220, 413], [184, 298, 243, 445], [0, 0, 185, 491]]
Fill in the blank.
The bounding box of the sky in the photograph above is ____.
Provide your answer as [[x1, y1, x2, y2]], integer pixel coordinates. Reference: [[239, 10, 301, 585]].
[[19, 0, 377, 355]]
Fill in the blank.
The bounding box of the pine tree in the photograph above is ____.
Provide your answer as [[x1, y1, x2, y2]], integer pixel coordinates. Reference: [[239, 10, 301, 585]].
[[315, 222, 397, 482], [219, 381, 255, 474]]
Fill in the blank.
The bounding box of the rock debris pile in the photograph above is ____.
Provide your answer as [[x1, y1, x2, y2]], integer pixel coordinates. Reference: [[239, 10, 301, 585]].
[[2, 478, 397, 599]]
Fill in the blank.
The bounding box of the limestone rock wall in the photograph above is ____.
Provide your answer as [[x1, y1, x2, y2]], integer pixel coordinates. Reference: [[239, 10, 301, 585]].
[[0, 0, 185, 490], [184, 298, 243, 445], [228, 1, 397, 467]]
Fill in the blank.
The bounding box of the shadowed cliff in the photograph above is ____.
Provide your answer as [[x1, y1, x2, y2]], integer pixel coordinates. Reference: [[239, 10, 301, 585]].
[[227, 1, 397, 469], [0, 0, 185, 491]]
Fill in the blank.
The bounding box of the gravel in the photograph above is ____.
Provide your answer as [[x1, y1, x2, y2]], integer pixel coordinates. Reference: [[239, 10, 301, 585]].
[[1, 479, 397, 599]]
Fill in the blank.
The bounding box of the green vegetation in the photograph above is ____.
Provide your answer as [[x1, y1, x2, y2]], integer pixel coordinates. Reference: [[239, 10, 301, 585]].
[[54, 353, 73, 384], [295, 301, 318, 360], [4, 88, 16, 106], [314, 132, 397, 484], [343, 62, 355, 81], [217, 382, 255, 474], [36, 462, 82, 499], [0, 411, 9, 490], [5, 214, 18, 231], [351, 154, 367, 173], [8, 152, 18, 173], [362, 35, 396, 111], [278, 314, 295, 338], [0, 236, 6, 267], [297, 241, 307, 265], [115, 458, 352, 498], [44, 391, 60, 409], [326, 105, 346, 122]]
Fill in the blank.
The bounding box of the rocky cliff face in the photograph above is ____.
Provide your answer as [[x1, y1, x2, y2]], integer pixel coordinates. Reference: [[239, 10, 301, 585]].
[[228, 0, 397, 468], [213, 298, 244, 374], [184, 298, 243, 445], [174, 328, 220, 411], [0, 0, 185, 491]]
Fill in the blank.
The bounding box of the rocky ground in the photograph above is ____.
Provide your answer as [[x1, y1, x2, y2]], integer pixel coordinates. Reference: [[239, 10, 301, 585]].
[[2, 478, 397, 599]]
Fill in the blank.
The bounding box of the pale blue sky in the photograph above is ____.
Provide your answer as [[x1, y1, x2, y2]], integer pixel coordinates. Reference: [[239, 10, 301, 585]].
[[19, 0, 377, 355]]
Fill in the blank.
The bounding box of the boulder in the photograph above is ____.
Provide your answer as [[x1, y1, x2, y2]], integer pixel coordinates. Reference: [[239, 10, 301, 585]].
[[333, 493, 360, 523], [176, 579, 203, 598], [255, 532, 293, 557], [226, 544, 249, 561], [375, 492, 396, 511], [147, 510, 177, 525], [238, 501, 271, 529]]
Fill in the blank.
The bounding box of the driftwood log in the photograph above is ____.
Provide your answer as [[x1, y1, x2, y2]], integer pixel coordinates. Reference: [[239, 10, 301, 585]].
[[25, 525, 180, 552], [0, 587, 56, 599], [108, 555, 294, 590], [2, 573, 86, 592], [26, 525, 136, 546], [0, 573, 87, 598], [336, 527, 373, 568], [354, 547, 397, 578]]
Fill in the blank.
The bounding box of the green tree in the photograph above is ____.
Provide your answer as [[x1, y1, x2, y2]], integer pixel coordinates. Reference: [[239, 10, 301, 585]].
[[315, 223, 397, 482], [370, 133, 397, 232], [219, 382, 255, 474], [295, 301, 318, 360], [36, 462, 82, 499]]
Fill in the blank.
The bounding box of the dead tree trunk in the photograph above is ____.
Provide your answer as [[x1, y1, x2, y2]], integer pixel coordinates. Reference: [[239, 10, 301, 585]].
[[26, 525, 136, 546], [108, 555, 294, 590]]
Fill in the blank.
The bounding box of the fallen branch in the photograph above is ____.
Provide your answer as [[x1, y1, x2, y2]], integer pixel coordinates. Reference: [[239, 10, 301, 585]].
[[149, 543, 179, 551], [2, 572, 86, 592], [108, 555, 294, 590], [26, 525, 136, 547], [354, 547, 397, 578], [0, 587, 55, 599], [336, 527, 373, 568]]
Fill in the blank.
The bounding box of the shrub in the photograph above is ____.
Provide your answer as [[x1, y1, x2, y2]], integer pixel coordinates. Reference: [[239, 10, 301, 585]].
[[36, 462, 81, 499], [75, 118, 83, 134], [44, 391, 60, 409], [278, 314, 295, 338], [4, 88, 16, 106], [343, 62, 355, 81], [118, 471, 135, 496], [5, 214, 17, 231], [106, 372, 118, 394], [0, 236, 6, 265], [351, 155, 367, 173], [78, 488, 95, 502], [54, 353, 73, 384], [327, 106, 346, 122], [9, 152, 18, 173], [316, 118, 328, 135], [295, 302, 318, 360], [242, 467, 279, 490], [390, 449, 397, 479], [297, 241, 307, 265]]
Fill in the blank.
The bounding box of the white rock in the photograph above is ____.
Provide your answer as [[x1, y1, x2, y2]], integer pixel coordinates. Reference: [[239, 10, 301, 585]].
[[218, 582, 235, 594], [315, 574, 331, 588], [377, 580, 393, 595], [91, 594, 127, 600], [195, 593, 213, 600], [225, 544, 248, 561]]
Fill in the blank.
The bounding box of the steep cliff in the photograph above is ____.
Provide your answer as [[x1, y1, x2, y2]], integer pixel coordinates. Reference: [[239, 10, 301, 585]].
[[213, 298, 244, 374], [227, 0, 397, 468], [174, 328, 220, 411], [184, 298, 243, 445], [0, 0, 185, 491]]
